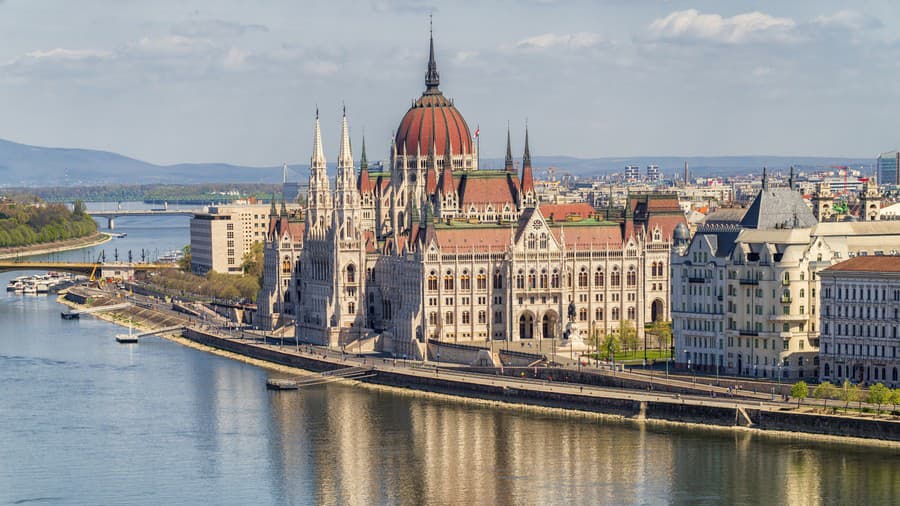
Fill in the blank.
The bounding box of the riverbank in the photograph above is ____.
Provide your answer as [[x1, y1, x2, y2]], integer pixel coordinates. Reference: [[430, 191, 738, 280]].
[[0, 232, 110, 260], [57, 290, 900, 447]]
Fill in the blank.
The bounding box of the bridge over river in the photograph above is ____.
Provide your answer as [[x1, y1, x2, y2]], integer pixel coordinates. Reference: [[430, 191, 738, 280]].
[[89, 208, 206, 229]]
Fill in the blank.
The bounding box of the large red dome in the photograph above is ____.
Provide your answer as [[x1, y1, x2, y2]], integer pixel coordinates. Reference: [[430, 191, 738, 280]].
[[394, 33, 473, 157], [395, 93, 473, 157]]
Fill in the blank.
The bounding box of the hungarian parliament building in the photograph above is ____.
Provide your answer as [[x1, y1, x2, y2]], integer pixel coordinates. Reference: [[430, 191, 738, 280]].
[[256, 34, 687, 358]]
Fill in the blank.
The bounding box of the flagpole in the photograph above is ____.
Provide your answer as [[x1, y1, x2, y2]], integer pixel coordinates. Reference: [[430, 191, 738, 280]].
[[476, 124, 480, 171]]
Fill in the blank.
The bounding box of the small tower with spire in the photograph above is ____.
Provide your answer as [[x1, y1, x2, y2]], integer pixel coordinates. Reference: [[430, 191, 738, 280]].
[[357, 135, 376, 233], [333, 106, 362, 240], [306, 108, 332, 238], [504, 126, 514, 172], [520, 127, 536, 208]]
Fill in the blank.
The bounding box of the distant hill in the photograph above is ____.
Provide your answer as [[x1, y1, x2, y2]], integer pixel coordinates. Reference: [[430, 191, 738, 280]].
[[0, 137, 876, 186], [0, 138, 281, 186]]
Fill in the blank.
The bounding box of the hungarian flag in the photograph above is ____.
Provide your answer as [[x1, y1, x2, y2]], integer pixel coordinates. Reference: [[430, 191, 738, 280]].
[[473, 126, 480, 139]]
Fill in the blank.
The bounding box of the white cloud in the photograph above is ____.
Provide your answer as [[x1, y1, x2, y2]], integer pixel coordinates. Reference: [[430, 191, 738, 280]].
[[223, 48, 250, 70], [453, 50, 478, 64], [25, 48, 112, 60], [171, 19, 268, 39], [303, 60, 339, 76], [812, 10, 880, 31], [515, 32, 605, 50], [133, 35, 215, 56], [648, 9, 796, 45]]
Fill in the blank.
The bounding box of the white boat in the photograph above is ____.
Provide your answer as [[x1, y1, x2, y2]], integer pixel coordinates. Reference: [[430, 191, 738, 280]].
[[6, 281, 23, 292], [22, 284, 37, 295], [35, 283, 49, 294]]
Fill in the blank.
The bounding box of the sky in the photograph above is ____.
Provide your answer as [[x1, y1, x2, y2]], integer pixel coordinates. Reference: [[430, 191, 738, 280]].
[[0, 0, 898, 166]]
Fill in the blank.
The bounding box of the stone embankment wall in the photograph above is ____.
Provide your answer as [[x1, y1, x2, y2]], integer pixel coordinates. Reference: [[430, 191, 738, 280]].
[[182, 328, 900, 443]]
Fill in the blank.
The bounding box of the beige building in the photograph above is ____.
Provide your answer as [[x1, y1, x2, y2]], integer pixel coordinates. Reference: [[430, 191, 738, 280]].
[[819, 256, 900, 387], [189, 204, 275, 275], [673, 177, 900, 381]]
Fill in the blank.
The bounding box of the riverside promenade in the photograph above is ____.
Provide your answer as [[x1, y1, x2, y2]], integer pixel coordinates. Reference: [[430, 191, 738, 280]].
[[59, 286, 900, 444], [182, 326, 900, 444]]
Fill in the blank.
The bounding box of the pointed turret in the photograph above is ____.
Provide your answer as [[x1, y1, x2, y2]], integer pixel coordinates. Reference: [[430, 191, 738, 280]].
[[311, 108, 326, 170], [337, 106, 353, 169], [269, 193, 277, 218], [521, 127, 534, 195], [280, 196, 288, 216], [359, 135, 368, 171], [358, 136, 373, 194], [424, 19, 440, 94], [443, 122, 453, 172], [504, 126, 514, 172]]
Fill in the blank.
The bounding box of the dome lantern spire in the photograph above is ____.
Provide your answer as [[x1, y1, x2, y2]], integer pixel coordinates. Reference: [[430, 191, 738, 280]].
[[424, 15, 440, 94]]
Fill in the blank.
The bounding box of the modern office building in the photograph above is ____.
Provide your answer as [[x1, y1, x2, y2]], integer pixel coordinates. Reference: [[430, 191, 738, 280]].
[[818, 256, 900, 387], [189, 204, 275, 275], [878, 150, 899, 186]]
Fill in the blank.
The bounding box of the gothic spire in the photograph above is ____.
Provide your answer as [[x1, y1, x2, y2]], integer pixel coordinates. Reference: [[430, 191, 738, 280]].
[[762, 166, 768, 190], [311, 108, 326, 169], [504, 124, 514, 172], [523, 124, 532, 169], [424, 17, 440, 93], [337, 106, 352, 168], [359, 135, 368, 171], [443, 121, 453, 168], [280, 196, 288, 216], [269, 193, 277, 217]]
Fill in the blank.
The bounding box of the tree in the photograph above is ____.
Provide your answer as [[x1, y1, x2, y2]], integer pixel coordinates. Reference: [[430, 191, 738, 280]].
[[840, 380, 859, 410], [241, 241, 264, 285], [891, 388, 900, 412], [601, 332, 620, 361], [791, 381, 809, 407], [178, 245, 191, 272], [650, 320, 672, 354], [868, 383, 890, 413], [72, 199, 87, 218], [618, 320, 638, 357], [813, 381, 837, 409]]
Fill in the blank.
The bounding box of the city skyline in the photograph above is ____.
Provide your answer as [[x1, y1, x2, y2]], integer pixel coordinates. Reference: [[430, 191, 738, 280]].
[[1, 1, 898, 166]]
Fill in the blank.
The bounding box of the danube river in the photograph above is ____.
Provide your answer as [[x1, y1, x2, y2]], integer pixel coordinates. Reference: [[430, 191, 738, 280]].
[[1, 214, 899, 504]]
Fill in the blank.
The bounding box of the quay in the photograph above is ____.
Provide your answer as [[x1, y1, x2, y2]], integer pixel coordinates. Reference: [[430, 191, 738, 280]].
[[57, 287, 900, 444]]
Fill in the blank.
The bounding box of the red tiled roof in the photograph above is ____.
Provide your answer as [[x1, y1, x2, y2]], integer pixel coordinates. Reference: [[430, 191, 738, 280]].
[[648, 214, 688, 240], [457, 173, 518, 208], [395, 93, 472, 158], [541, 203, 595, 222], [521, 165, 534, 194], [432, 227, 510, 252], [425, 166, 437, 195], [550, 224, 622, 248], [358, 167, 373, 194], [823, 256, 900, 273]]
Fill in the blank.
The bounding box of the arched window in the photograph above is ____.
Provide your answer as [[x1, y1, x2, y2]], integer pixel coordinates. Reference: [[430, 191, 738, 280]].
[[595, 308, 604, 321], [611, 268, 621, 287], [627, 306, 635, 320], [527, 233, 536, 249], [578, 268, 588, 288], [348, 301, 356, 314], [460, 271, 471, 290], [516, 270, 525, 289], [551, 269, 560, 288], [579, 308, 587, 321], [539, 269, 548, 289], [612, 307, 620, 320], [427, 271, 438, 292], [478, 311, 486, 324], [429, 312, 438, 325], [799, 288, 805, 298], [476, 271, 487, 290], [444, 271, 455, 290], [594, 269, 604, 287], [539, 233, 548, 249], [528, 270, 537, 289], [626, 266, 637, 287], [346, 264, 356, 283], [493, 270, 503, 289], [462, 311, 471, 324], [445, 311, 455, 325]]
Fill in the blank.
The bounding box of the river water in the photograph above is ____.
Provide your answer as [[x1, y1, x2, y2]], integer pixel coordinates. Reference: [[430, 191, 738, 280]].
[[1, 213, 899, 504]]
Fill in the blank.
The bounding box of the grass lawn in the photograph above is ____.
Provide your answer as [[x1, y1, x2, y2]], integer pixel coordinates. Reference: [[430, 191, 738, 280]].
[[586, 349, 672, 363]]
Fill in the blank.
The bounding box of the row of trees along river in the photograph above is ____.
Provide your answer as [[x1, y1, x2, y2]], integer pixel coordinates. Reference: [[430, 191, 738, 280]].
[[0, 196, 96, 248]]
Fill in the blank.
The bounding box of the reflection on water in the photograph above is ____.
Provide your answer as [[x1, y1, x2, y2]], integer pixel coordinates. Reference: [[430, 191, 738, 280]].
[[1, 265, 900, 505]]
